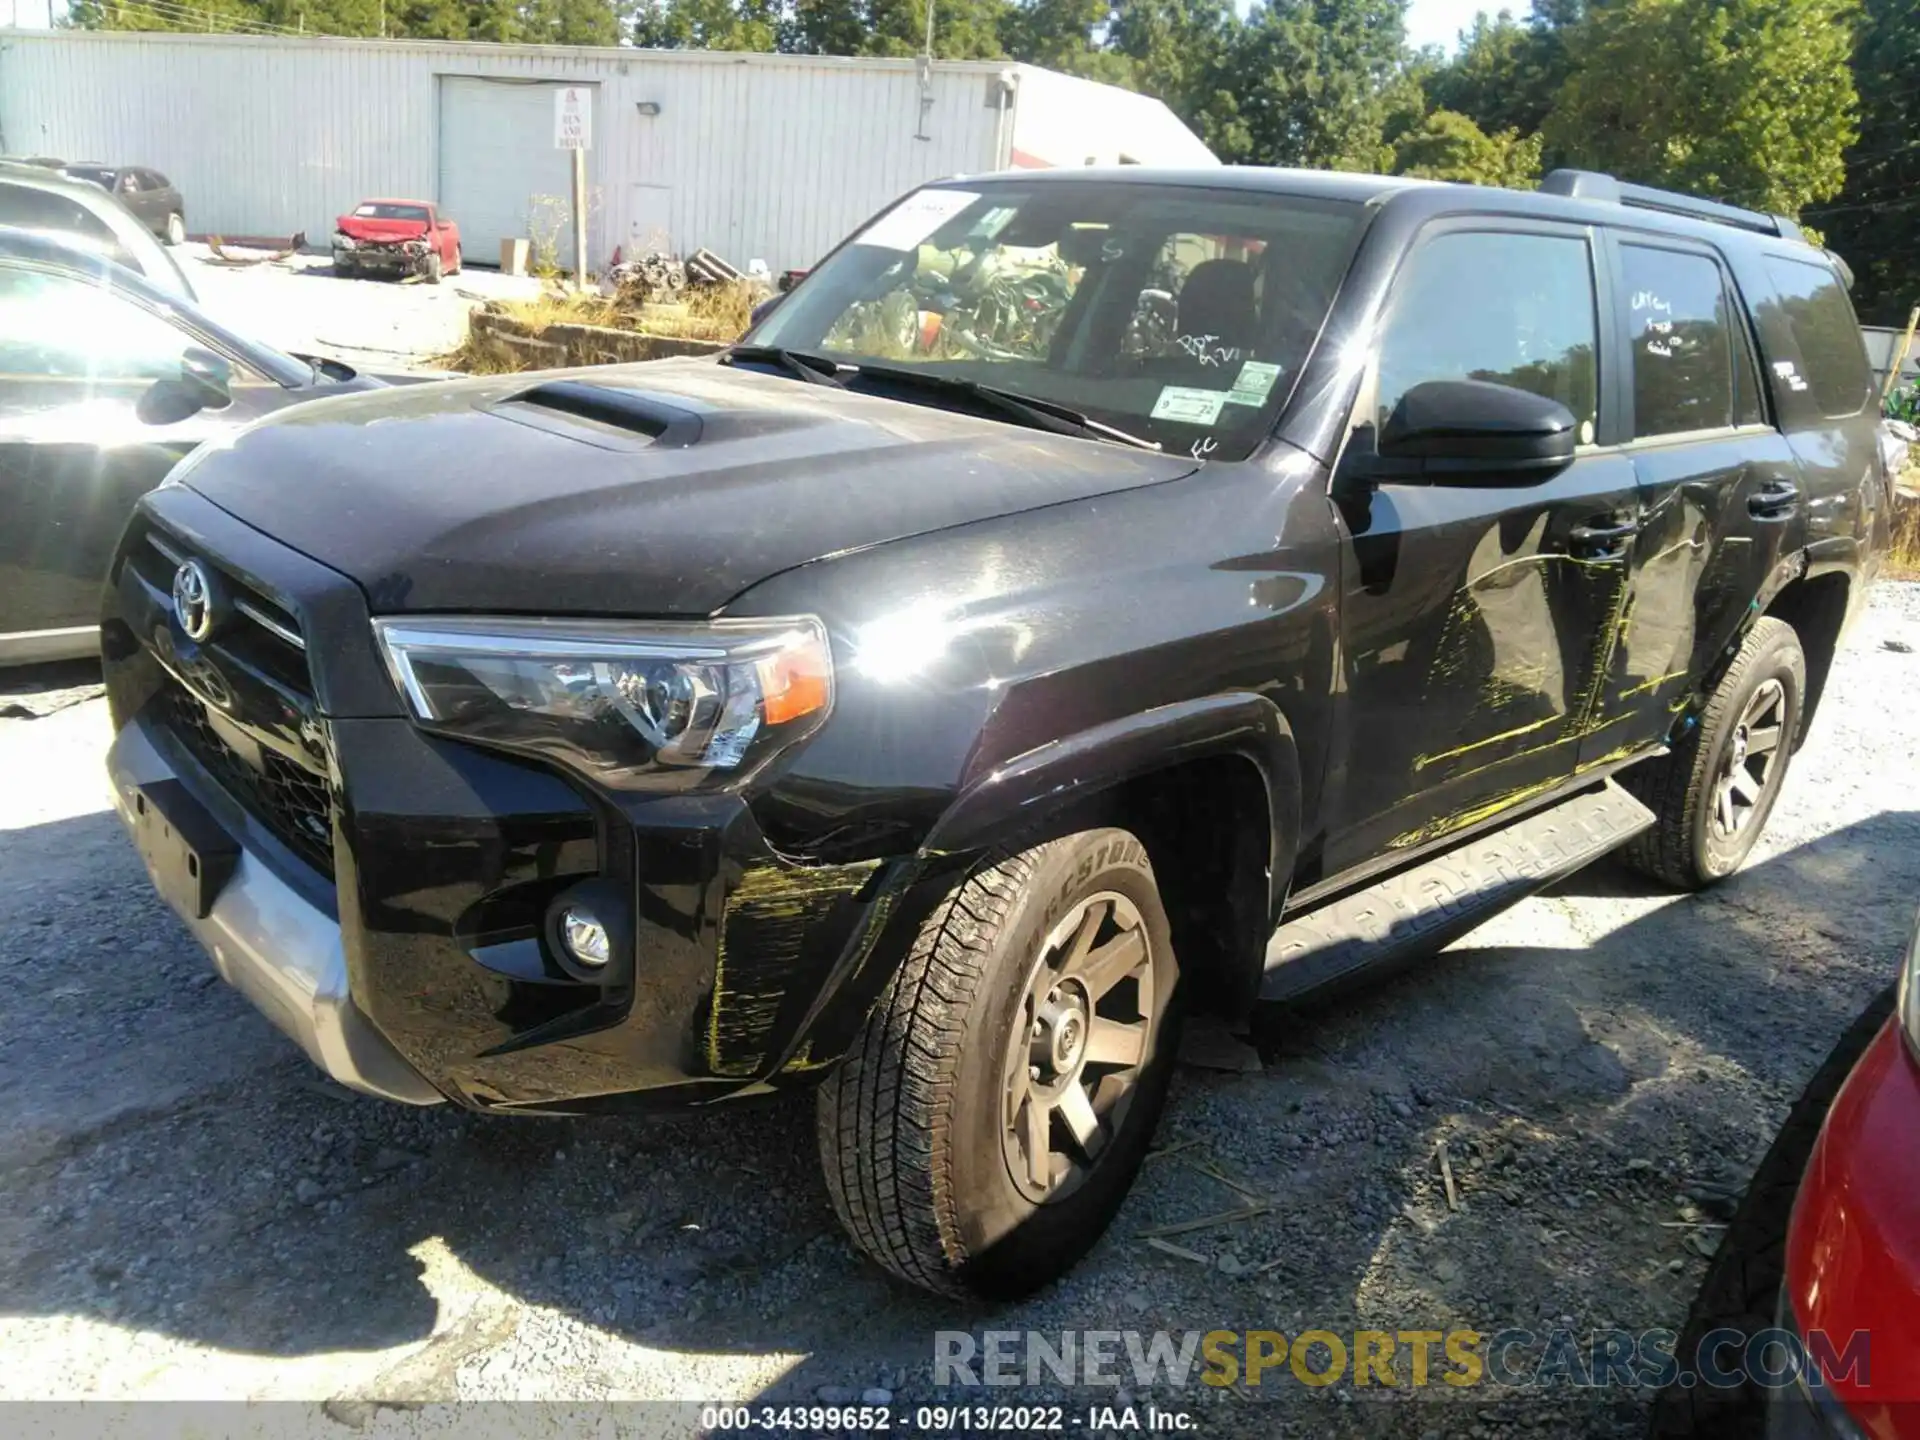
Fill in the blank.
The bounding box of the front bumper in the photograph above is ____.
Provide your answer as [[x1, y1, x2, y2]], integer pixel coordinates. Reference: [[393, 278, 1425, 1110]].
[[108, 716, 442, 1106], [102, 488, 926, 1115], [334, 236, 432, 273]]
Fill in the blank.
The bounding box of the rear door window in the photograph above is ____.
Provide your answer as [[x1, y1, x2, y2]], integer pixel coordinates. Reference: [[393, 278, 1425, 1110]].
[[1620, 244, 1752, 438], [1763, 257, 1873, 418], [0, 183, 136, 269], [1376, 228, 1599, 437]]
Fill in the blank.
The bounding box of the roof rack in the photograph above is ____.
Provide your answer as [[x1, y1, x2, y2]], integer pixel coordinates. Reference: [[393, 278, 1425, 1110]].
[[1541, 169, 1804, 244]]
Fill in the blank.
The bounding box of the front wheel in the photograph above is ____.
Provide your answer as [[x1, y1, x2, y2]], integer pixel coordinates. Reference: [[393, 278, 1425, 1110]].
[[817, 827, 1182, 1298], [422, 252, 444, 285], [164, 212, 185, 246], [1620, 615, 1806, 890]]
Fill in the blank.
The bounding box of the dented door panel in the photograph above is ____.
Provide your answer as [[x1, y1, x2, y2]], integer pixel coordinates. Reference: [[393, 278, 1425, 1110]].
[[1327, 449, 1642, 866]]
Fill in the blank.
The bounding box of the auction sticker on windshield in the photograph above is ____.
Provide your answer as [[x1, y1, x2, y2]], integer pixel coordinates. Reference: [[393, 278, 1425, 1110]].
[[857, 190, 981, 251], [1226, 360, 1283, 406], [1151, 386, 1230, 425]]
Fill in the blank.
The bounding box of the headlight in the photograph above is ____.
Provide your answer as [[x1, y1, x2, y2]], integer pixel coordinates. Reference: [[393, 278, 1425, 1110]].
[[1899, 908, 1920, 1052], [373, 616, 832, 790]]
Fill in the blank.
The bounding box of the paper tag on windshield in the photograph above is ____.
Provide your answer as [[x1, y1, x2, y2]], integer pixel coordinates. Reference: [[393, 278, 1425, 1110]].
[[1151, 386, 1229, 425], [1226, 360, 1283, 406], [856, 190, 980, 251]]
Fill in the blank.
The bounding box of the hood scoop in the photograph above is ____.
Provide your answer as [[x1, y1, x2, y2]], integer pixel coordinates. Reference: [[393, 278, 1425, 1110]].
[[489, 380, 705, 451]]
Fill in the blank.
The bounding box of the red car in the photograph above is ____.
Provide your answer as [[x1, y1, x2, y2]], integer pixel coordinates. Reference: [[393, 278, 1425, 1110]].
[[331, 198, 460, 283], [1652, 917, 1920, 1438]]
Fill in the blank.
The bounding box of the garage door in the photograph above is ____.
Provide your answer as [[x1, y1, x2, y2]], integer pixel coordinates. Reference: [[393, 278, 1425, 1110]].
[[437, 77, 584, 268]]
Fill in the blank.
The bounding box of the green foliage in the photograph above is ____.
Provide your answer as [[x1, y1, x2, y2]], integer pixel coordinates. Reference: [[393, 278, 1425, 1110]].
[[1816, 0, 1920, 325], [1542, 0, 1858, 215], [1422, 9, 1569, 141], [630, 0, 777, 49], [1392, 108, 1542, 188]]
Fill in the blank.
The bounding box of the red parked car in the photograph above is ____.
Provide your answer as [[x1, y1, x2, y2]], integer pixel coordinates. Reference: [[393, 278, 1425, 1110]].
[[1652, 915, 1920, 1438], [330, 198, 460, 283]]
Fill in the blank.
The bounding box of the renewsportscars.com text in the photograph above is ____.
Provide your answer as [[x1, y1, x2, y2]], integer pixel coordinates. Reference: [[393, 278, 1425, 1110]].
[[934, 1326, 1870, 1392]]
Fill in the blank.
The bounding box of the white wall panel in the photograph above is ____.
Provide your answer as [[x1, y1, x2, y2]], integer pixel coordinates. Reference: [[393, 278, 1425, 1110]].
[[0, 33, 1210, 274]]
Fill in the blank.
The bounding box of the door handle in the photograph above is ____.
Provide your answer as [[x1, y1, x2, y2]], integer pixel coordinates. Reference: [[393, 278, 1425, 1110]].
[[1749, 480, 1799, 521], [1569, 517, 1640, 556]]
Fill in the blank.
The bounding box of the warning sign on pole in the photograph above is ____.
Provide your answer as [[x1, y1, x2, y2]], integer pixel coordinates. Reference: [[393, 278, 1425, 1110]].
[[554, 86, 592, 150]]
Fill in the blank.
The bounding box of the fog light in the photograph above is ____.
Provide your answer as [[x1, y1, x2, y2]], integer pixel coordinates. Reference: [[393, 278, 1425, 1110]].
[[559, 907, 611, 968]]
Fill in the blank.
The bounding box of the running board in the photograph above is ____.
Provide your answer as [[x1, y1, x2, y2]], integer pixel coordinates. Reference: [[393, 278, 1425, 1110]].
[[1260, 781, 1656, 1003]]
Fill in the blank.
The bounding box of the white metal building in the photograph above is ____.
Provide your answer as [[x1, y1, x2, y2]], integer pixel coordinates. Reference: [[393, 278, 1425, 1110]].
[[0, 30, 1216, 272]]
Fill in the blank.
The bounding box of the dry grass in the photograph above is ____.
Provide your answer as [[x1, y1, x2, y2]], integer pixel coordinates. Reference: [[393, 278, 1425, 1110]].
[[1892, 484, 1920, 580], [438, 282, 757, 373]]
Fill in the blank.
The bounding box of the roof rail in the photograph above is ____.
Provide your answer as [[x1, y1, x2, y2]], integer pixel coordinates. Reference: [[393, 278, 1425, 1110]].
[[1540, 168, 1804, 244]]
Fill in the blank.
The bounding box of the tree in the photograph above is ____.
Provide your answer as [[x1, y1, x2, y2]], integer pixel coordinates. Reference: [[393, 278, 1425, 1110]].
[[1105, 0, 1248, 156], [1392, 107, 1542, 187], [1423, 9, 1570, 141], [522, 0, 620, 44], [1209, 0, 1410, 169], [1815, 0, 1920, 324], [1544, 0, 1859, 215], [630, 0, 779, 49]]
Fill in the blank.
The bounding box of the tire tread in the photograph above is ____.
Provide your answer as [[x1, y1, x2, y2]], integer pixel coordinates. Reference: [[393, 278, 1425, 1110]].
[[815, 848, 1032, 1295], [1620, 616, 1802, 890]]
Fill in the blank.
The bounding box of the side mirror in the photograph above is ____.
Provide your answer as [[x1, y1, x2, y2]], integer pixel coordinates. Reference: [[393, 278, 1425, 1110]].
[[180, 346, 234, 408], [136, 346, 234, 425], [1377, 379, 1578, 481]]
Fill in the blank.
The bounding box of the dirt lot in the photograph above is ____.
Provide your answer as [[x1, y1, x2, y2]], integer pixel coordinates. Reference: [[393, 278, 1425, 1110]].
[[2, 585, 1917, 1438], [181, 243, 544, 373]]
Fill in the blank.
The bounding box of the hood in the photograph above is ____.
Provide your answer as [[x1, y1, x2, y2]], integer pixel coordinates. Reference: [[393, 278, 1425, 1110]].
[[336, 215, 429, 242], [183, 357, 1201, 616]]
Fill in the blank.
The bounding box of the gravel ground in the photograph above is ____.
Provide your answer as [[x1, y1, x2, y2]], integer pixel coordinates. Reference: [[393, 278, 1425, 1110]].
[[179, 243, 544, 373], [2, 585, 1917, 1439]]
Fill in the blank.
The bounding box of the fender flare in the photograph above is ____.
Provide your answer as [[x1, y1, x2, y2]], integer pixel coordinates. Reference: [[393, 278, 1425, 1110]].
[[920, 691, 1302, 918]]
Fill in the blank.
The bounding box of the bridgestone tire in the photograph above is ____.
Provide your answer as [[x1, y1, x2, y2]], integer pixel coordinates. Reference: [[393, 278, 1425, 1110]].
[[816, 828, 1183, 1299], [1620, 617, 1806, 890]]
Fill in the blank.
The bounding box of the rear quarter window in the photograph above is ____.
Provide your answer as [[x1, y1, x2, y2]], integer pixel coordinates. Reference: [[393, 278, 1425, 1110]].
[[1763, 257, 1873, 419]]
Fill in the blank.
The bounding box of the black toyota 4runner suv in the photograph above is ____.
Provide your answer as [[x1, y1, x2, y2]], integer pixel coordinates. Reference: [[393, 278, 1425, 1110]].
[[103, 166, 1890, 1299]]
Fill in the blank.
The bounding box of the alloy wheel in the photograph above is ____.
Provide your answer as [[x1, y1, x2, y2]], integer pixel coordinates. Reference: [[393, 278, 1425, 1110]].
[[1001, 891, 1157, 1204], [1711, 677, 1787, 839]]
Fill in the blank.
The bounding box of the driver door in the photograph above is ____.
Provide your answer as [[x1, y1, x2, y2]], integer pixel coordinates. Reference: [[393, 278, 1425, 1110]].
[[0, 262, 266, 649], [1324, 220, 1644, 871]]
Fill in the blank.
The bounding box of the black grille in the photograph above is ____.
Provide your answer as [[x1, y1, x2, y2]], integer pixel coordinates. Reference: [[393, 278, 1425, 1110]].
[[161, 683, 336, 874], [129, 527, 312, 698]]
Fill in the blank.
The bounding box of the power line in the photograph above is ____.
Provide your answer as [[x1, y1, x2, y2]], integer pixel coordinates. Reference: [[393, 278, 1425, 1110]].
[[95, 0, 319, 37]]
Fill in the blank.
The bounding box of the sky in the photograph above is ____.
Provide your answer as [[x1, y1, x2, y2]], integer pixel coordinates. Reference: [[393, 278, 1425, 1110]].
[[1405, 0, 1521, 53]]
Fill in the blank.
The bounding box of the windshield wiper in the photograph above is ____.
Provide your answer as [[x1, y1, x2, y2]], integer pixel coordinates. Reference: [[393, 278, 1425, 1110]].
[[841, 363, 1160, 451], [721, 345, 846, 387]]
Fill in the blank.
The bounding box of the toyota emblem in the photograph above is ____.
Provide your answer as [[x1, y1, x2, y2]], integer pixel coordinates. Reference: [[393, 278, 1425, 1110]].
[[171, 559, 219, 642]]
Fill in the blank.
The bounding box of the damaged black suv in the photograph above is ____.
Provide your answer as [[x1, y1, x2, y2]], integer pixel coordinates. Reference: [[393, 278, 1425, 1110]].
[[104, 166, 1890, 1298]]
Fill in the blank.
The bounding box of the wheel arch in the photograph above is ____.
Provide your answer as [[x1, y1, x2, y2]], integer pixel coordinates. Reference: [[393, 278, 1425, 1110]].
[[921, 693, 1301, 1021], [1761, 569, 1851, 746]]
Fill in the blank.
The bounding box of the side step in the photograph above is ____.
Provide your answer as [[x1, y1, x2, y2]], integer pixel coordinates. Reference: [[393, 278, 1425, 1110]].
[[1260, 781, 1655, 1004]]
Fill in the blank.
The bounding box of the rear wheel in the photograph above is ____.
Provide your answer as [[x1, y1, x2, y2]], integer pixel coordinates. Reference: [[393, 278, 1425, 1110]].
[[164, 212, 185, 246], [1620, 616, 1806, 889], [816, 828, 1182, 1298]]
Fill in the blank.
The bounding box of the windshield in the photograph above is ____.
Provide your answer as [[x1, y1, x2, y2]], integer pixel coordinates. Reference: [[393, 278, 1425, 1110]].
[[353, 202, 430, 222], [751, 180, 1365, 459]]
